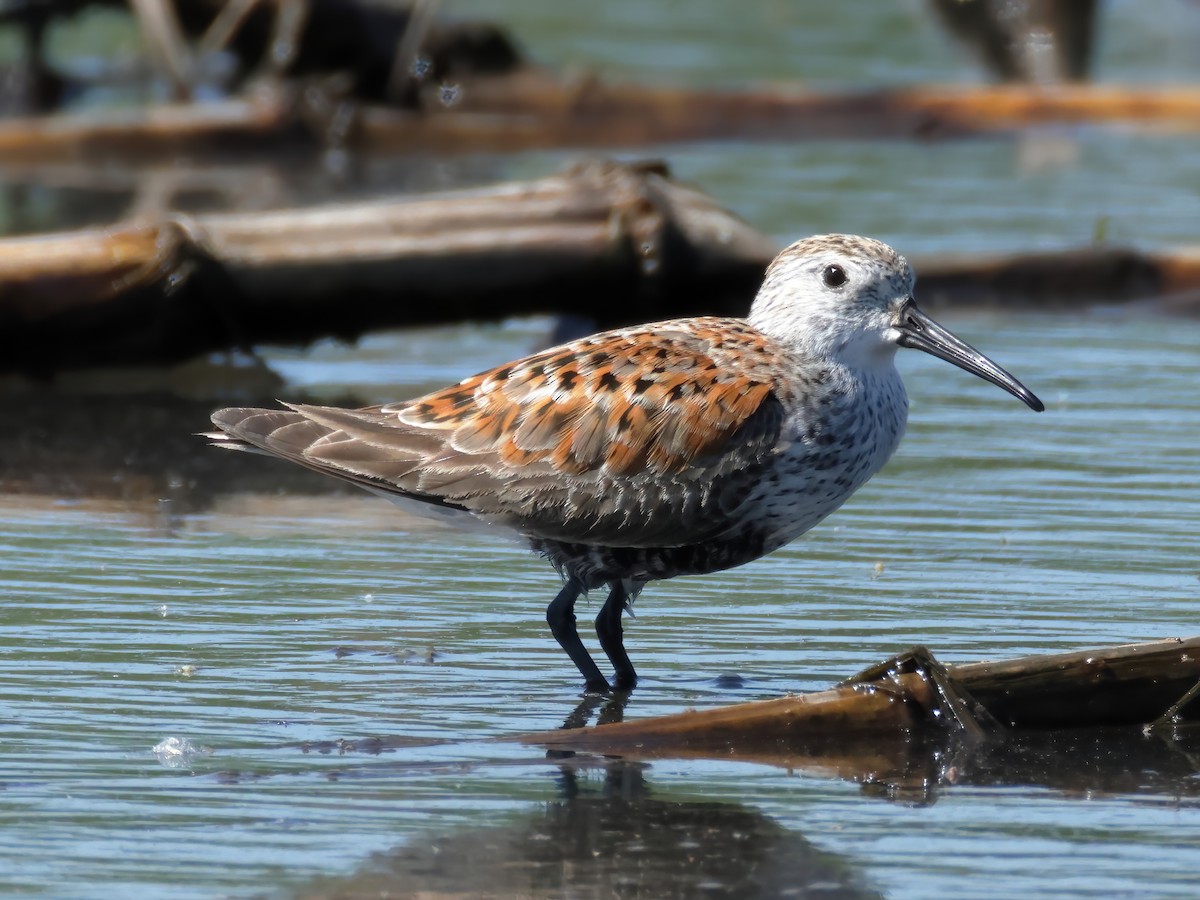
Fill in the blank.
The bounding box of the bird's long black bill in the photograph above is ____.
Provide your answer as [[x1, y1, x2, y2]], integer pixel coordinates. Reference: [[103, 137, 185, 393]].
[[897, 301, 1045, 412]]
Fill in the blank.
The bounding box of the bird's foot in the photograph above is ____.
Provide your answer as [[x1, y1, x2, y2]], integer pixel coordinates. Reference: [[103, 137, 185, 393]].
[[582, 676, 612, 695], [580, 671, 636, 695], [611, 671, 637, 693]]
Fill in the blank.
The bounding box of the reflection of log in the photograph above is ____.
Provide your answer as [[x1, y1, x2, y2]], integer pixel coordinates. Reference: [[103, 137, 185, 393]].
[[519, 638, 1200, 758], [2, 80, 1200, 165], [0, 159, 775, 375]]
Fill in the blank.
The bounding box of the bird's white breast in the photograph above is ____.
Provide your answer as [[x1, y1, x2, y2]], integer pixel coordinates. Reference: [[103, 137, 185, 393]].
[[743, 362, 909, 549]]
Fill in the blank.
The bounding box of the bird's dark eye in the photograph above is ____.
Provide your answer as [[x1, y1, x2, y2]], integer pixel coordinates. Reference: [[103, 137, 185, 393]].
[[822, 264, 847, 288]]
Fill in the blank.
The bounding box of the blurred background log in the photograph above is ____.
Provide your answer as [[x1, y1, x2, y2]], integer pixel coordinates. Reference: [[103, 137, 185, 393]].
[[1, 157, 1198, 378], [0, 159, 776, 376], [918, 244, 1200, 311], [3, 80, 1200, 166]]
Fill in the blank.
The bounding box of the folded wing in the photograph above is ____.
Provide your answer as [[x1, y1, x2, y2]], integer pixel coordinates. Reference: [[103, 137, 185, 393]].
[[210, 318, 786, 547]]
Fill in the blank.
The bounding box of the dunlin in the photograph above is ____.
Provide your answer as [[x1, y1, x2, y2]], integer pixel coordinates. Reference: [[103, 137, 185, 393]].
[[209, 234, 1043, 694]]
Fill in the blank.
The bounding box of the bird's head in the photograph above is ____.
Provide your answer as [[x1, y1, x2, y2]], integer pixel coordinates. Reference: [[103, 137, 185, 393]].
[[749, 234, 1043, 412]]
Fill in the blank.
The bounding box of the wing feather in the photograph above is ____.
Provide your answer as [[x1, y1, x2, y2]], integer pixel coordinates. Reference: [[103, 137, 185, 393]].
[[210, 317, 788, 547]]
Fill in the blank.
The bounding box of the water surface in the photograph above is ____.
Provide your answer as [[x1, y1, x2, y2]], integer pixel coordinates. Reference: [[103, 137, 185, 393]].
[[4, 307, 1198, 898], [3, 2, 1200, 897]]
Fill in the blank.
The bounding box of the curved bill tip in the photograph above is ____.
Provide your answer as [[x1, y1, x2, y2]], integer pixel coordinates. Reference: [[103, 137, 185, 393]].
[[1022, 391, 1046, 413], [896, 301, 1045, 412]]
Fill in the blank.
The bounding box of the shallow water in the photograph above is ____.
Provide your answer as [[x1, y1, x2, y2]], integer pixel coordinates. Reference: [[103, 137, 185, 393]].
[[5, 308, 1199, 899], [4, 1, 1200, 898]]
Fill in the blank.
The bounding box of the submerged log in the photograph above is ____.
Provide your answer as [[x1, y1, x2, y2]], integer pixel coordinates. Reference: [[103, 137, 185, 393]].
[[366, 77, 1200, 151], [2, 80, 1200, 165], [519, 638, 1200, 760]]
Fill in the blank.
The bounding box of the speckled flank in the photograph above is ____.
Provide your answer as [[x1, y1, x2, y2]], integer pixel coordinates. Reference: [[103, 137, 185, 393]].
[[207, 233, 1034, 689]]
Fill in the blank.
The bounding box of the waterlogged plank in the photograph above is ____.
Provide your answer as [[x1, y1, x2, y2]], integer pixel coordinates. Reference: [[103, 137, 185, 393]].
[[953, 636, 1200, 728], [518, 637, 1200, 757]]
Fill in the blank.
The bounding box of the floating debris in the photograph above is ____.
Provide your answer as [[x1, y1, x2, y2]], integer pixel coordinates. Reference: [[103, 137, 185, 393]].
[[152, 736, 211, 768]]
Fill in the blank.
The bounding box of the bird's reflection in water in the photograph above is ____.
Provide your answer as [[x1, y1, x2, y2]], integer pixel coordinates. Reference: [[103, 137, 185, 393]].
[[295, 759, 881, 899], [558, 690, 630, 732]]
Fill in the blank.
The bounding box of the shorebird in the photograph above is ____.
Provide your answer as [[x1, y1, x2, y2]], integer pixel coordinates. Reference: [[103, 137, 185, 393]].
[[208, 234, 1043, 694]]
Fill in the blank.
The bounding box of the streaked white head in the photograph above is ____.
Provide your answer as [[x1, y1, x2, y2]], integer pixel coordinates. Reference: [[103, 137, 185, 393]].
[[748, 234, 1045, 411], [748, 234, 914, 364]]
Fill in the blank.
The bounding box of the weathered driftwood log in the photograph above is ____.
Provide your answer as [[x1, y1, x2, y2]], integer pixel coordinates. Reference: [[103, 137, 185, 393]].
[[2, 156, 1199, 376], [918, 244, 1200, 311], [373, 76, 1200, 149], [518, 638, 1200, 759], [2, 80, 1200, 165], [0, 159, 775, 375]]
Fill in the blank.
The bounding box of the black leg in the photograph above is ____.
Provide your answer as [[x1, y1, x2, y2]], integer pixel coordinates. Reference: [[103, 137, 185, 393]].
[[595, 581, 637, 692], [546, 577, 609, 693]]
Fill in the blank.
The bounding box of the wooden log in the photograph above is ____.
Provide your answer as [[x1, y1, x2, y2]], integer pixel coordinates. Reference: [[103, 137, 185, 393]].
[[918, 244, 1200, 310], [0, 96, 302, 166], [516, 638, 1200, 759], [3, 80, 1200, 167], [952, 638, 1200, 729], [0, 159, 776, 375], [368, 77, 1200, 152], [2, 155, 1200, 376]]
